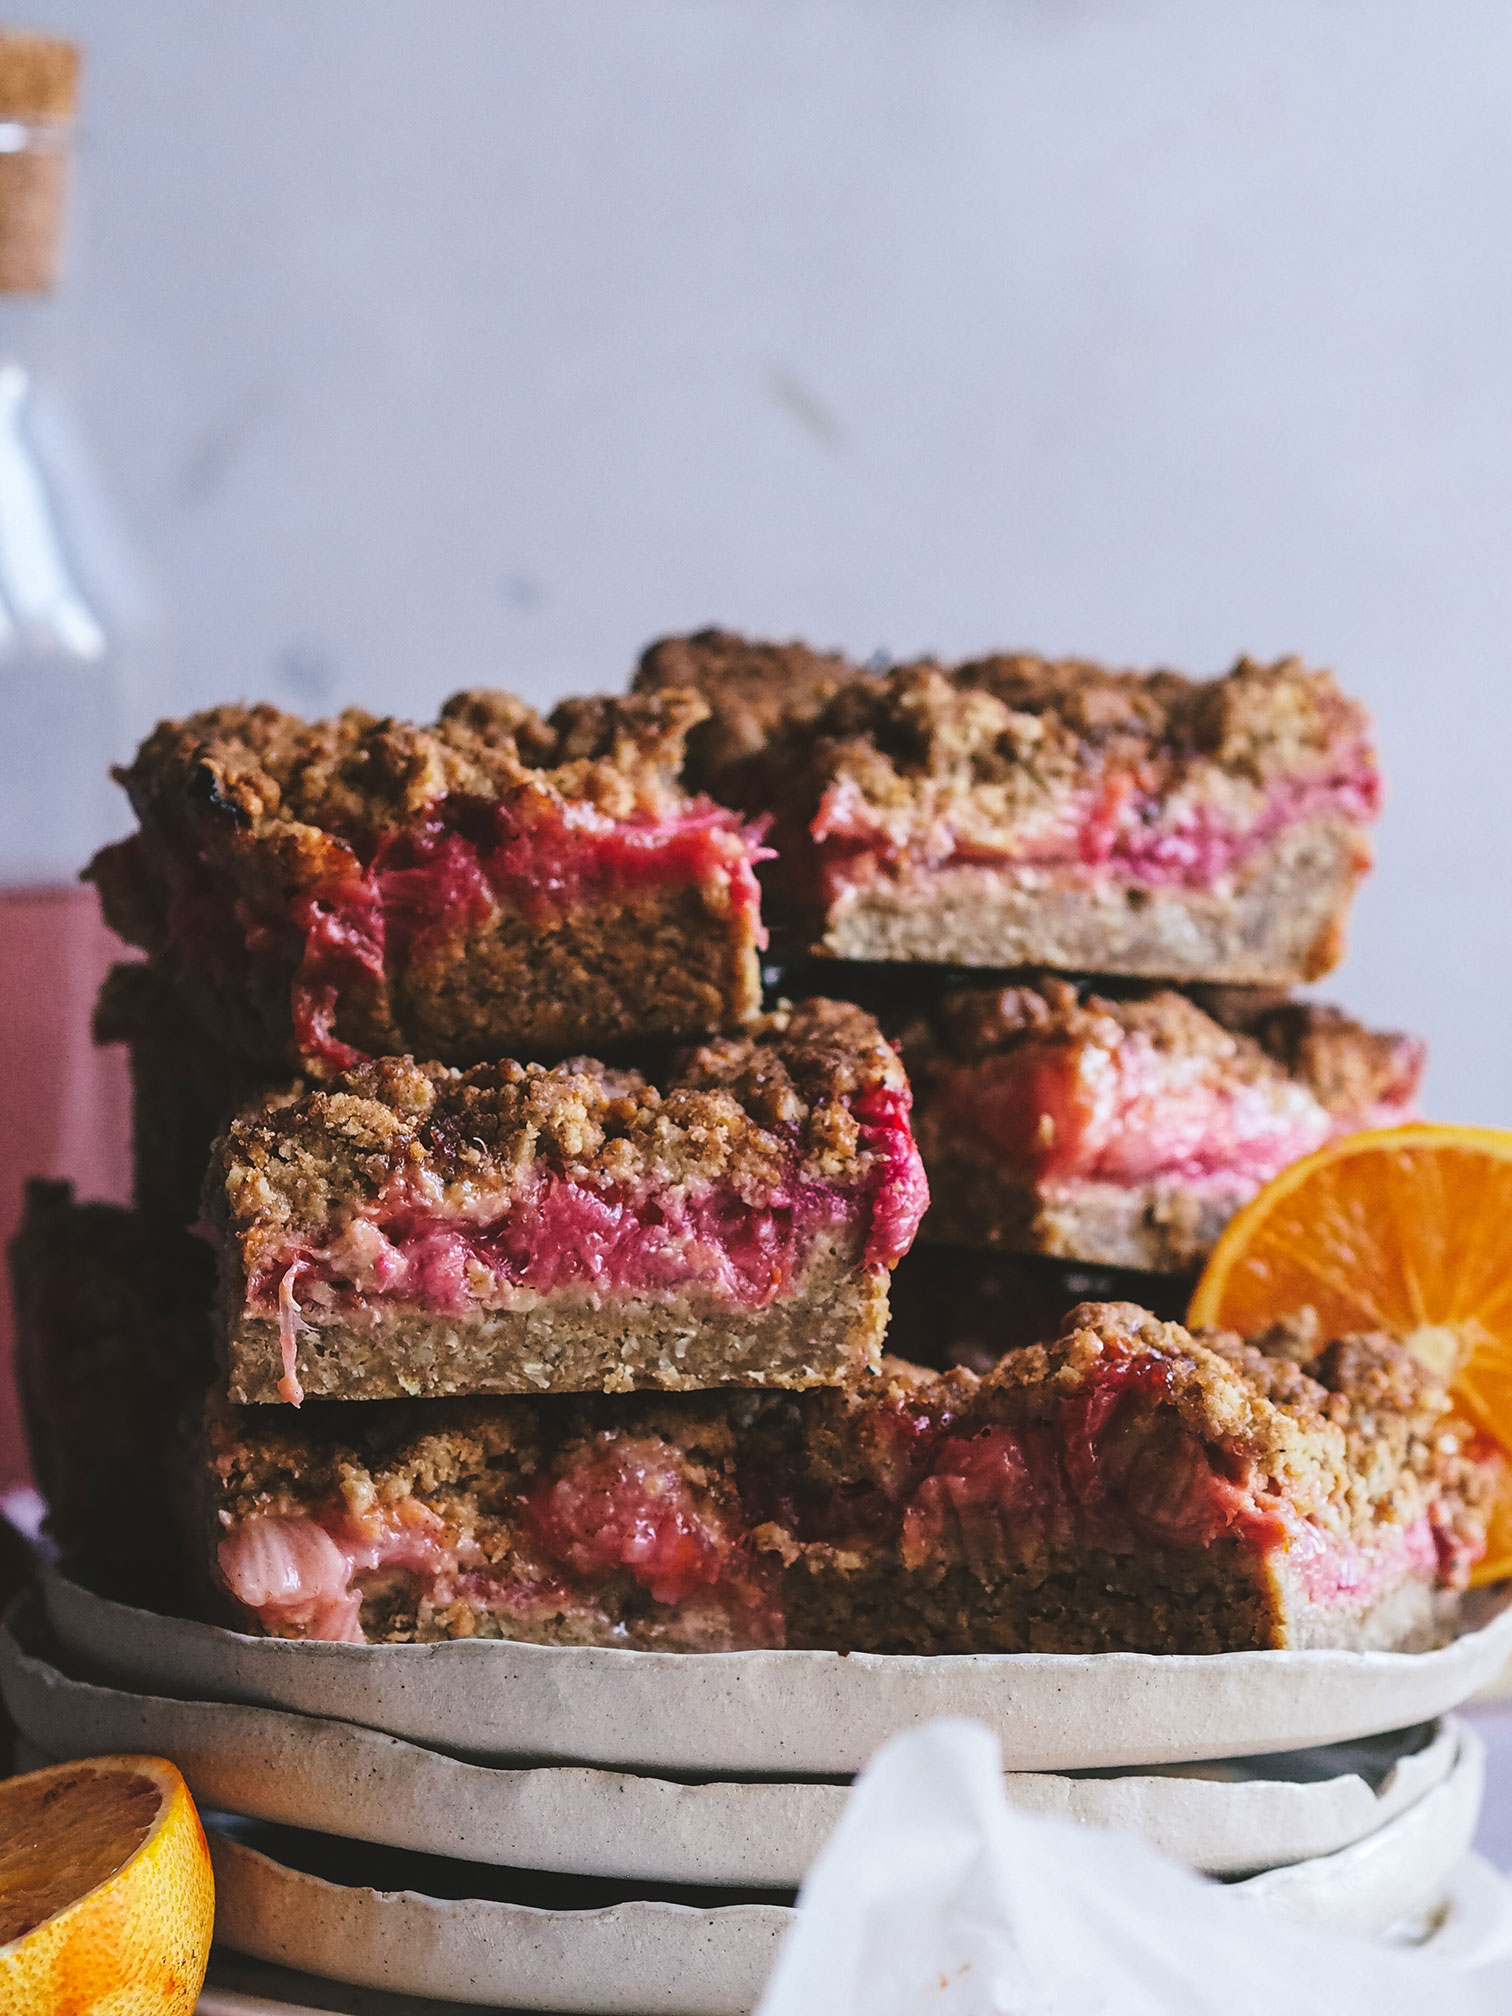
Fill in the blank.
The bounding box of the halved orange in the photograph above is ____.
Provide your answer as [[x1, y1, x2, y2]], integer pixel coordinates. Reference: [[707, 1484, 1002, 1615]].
[[0, 1753, 214, 2014], [1188, 1123, 1512, 1586]]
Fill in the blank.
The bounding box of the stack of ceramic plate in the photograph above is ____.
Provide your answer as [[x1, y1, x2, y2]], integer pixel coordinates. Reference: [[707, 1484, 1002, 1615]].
[[5, 1575, 1512, 2014]]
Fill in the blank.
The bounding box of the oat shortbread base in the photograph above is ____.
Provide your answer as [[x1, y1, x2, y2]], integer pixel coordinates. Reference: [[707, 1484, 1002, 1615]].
[[636, 628, 857, 781], [777, 1534, 1453, 1657], [814, 814, 1367, 982], [202, 1301, 1496, 1655], [918, 1165, 1247, 1274]]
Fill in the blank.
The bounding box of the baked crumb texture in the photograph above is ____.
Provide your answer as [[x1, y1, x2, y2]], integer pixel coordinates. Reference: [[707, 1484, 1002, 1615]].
[[9, 1180, 214, 1583], [634, 630, 1380, 984], [86, 688, 768, 1080], [203, 1300, 1498, 1653], [898, 976, 1423, 1272], [94, 961, 287, 1229], [207, 998, 929, 1406]]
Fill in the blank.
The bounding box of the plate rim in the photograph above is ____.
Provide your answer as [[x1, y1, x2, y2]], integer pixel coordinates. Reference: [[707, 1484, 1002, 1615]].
[[41, 1572, 1512, 1776], [1, 1594, 1464, 1884]]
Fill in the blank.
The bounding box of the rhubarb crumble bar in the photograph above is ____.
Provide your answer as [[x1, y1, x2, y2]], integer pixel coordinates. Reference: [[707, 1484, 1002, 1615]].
[[206, 999, 928, 1406], [9, 1180, 213, 1581], [202, 1301, 1497, 1653], [93, 961, 280, 1229], [899, 978, 1423, 1272], [634, 631, 1380, 984], [86, 687, 767, 1079]]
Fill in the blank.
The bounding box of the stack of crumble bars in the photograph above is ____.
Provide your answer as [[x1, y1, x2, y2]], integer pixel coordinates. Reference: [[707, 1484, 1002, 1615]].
[[9, 641, 1496, 1655]]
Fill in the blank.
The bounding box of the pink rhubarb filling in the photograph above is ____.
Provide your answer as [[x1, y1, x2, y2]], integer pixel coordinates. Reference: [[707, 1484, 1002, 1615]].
[[216, 1355, 1470, 1645], [252, 1088, 928, 1396], [101, 788, 770, 1073], [810, 757, 1380, 907], [898, 1357, 1292, 1570], [217, 1497, 466, 1645], [920, 1040, 1416, 1192]]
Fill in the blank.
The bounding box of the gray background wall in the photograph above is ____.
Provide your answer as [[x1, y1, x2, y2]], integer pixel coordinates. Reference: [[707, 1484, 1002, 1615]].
[[19, 0, 1512, 1120]]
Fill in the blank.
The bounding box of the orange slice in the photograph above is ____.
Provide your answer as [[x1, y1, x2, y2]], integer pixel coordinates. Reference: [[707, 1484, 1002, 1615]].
[[1188, 1123, 1512, 1586], [0, 1754, 214, 2015]]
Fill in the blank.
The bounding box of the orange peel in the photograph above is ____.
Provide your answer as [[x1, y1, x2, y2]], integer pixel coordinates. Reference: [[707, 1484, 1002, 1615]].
[[1189, 1123, 1512, 1585], [0, 1753, 213, 2014]]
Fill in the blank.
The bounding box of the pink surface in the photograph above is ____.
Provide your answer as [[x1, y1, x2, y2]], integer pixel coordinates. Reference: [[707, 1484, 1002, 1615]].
[[932, 1044, 1332, 1188], [921, 1034, 1417, 1191], [256, 1170, 865, 1329], [1285, 1512, 1439, 1607], [525, 1433, 756, 1609], [96, 788, 771, 1074], [284, 794, 769, 1072], [0, 888, 133, 1488], [217, 1501, 458, 1645], [900, 1357, 1291, 1570]]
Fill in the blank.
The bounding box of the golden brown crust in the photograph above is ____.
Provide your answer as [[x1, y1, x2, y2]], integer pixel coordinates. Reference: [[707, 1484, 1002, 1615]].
[[952, 650, 1360, 779], [795, 652, 1368, 859], [632, 634, 1379, 982], [1227, 999, 1426, 1119], [918, 977, 1253, 1068], [1004, 1301, 1494, 1550], [634, 628, 861, 782], [206, 1300, 1481, 1551], [637, 636, 1373, 835], [121, 689, 707, 846], [211, 998, 907, 1259], [891, 975, 1423, 1271], [206, 1388, 540, 1523]]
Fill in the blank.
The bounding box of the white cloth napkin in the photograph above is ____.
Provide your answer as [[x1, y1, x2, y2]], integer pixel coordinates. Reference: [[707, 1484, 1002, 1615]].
[[754, 1719, 1512, 2016]]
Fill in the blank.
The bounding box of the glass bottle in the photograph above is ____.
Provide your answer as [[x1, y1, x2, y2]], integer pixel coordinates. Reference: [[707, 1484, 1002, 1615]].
[[0, 31, 155, 1491]]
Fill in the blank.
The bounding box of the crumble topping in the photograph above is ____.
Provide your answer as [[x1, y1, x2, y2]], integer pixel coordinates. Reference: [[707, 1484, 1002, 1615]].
[[210, 999, 927, 1332], [117, 687, 711, 844], [632, 631, 1379, 903], [1223, 998, 1425, 1120], [638, 632, 1374, 809], [217, 999, 906, 1242], [963, 1300, 1489, 1552], [907, 976, 1422, 1120], [635, 628, 859, 781]]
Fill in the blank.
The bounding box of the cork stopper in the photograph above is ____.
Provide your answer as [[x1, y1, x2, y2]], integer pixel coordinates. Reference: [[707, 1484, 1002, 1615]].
[[0, 28, 77, 293], [0, 28, 78, 122]]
